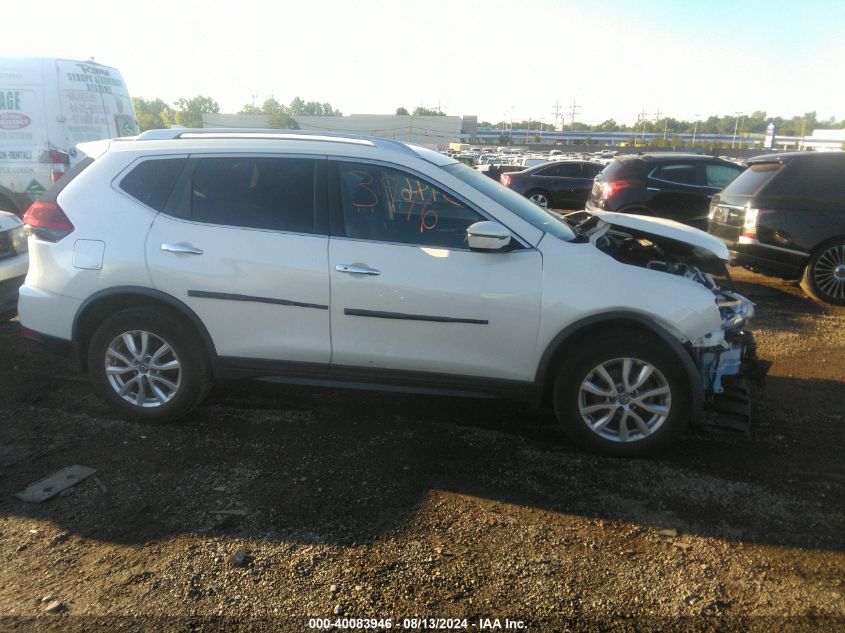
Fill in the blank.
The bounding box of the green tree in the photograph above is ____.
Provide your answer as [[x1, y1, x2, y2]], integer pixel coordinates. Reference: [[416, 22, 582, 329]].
[[133, 97, 173, 131], [288, 96, 342, 116], [412, 107, 445, 116], [172, 95, 219, 128], [395, 107, 409, 115]]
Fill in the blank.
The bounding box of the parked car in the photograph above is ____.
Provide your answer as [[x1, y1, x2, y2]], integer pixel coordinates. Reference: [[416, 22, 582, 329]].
[[0, 57, 139, 218], [708, 151, 845, 305], [501, 160, 604, 209], [19, 129, 760, 457], [587, 153, 745, 229], [0, 210, 28, 319], [478, 162, 526, 181]]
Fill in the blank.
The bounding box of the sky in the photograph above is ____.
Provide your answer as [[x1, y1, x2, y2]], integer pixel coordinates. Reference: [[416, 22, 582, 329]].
[[2, 0, 844, 126]]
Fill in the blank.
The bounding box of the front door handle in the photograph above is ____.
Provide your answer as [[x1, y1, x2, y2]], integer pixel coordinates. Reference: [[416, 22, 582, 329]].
[[335, 264, 381, 276], [161, 242, 204, 255]]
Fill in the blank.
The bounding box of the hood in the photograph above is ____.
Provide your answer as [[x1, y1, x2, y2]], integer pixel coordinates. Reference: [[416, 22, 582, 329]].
[[590, 210, 729, 262], [0, 210, 23, 232]]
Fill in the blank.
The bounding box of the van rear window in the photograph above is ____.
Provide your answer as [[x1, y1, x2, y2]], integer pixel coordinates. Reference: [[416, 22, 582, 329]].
[[119, 158, 187, 211], [721, 163, 782, 197]]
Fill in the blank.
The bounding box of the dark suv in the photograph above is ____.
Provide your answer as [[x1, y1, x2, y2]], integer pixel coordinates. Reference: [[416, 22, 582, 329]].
[[708, 151, 845, 305], [587, 153, 745, 229]]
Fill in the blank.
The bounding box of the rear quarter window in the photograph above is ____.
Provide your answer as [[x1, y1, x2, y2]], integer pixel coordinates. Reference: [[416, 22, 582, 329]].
[[595, 159, 631, 181], [119, 158, 187, 211]]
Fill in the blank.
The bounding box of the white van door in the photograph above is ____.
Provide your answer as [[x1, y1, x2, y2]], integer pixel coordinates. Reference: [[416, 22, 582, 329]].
[[54, 60, 138, 155]]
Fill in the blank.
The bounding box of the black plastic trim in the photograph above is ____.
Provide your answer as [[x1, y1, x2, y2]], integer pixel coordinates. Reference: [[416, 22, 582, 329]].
[[344, 308, 487, 325], [188, 290, 328, 311], [72, 286, 219, 369], [219, 356, 533, 401], [534, 311, 703, 416]]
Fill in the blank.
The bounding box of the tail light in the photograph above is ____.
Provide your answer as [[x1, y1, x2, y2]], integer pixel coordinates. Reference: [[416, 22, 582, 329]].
[[741, 207, 773, 239], [49, 150, 71, 182], [599, 180, 635, 201], [23, 200, 75, 242], [501, 174, 512, 187]]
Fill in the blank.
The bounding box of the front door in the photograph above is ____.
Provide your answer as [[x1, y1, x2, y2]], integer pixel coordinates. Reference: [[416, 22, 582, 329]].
[[327, 160, 543, 383]]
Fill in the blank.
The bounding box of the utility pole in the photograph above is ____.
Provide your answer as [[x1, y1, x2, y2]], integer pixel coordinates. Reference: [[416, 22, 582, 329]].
[[731, 112, 743, 149], [637, 108, 648, 144], [551, 100, 562, 130], [692, 113, 701, 145], [653, 108, 662, 145], [568, 100, 579, 133]]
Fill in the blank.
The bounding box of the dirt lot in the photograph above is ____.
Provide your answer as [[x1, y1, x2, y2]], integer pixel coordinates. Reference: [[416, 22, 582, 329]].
[[0, 268, 843, 632]]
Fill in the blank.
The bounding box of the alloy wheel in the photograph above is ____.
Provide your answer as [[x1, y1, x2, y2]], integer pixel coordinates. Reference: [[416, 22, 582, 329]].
[[529, 193, 550, 208], [577, 357, 671, 443], [812, 243, 845, 301], [105, 330, 182, 408]]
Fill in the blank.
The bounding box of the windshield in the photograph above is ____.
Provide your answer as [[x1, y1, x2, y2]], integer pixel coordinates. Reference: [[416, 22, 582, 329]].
[[443, 162, 576, 242]]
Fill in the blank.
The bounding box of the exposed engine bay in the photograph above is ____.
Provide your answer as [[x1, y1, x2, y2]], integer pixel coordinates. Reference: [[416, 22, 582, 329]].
[[561, 210, 771, 432]]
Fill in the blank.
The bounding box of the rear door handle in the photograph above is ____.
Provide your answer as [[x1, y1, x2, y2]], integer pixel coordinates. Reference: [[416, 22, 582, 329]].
[[335, 264, 381, 276], [161, 242, 204, 255]]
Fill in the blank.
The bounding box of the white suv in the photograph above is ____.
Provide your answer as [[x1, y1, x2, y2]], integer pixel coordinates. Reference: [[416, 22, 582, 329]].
[[19, 129, 760, 456]]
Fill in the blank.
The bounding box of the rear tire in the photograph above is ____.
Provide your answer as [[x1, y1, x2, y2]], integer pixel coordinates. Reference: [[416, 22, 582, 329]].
[[800, 239, 845, 305], [552, 332, 692, 457], [88, 307, 211, 421], [526, 190, 551, 209]]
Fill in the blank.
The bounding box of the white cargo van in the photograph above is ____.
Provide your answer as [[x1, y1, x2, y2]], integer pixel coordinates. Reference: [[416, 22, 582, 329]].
[[0, 57, 138, 216]]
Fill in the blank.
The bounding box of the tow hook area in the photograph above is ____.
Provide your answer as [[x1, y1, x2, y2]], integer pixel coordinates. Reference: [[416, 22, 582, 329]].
[[696, 330, 771, 436]]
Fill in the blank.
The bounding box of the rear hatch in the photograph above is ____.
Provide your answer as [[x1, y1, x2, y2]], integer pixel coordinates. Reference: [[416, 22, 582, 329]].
[[708, 159, 784, 243], [588, 157, 635, 208]]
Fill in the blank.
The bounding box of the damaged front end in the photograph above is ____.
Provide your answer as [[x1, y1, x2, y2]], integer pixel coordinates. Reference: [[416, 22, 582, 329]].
[[564, 210, 771, 433]]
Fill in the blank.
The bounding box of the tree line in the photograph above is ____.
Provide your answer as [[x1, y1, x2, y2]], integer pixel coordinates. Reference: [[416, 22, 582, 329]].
[[479, 111, 845, 137], [134, 97, 844, 138], [132, 95, 343, 131]]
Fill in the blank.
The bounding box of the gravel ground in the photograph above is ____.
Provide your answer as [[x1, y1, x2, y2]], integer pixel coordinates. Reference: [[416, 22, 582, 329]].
[[0, 267, 843, 632]]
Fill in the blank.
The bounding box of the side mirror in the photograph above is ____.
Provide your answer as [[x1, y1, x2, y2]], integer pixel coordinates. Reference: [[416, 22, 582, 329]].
[[466, 221, 512, 251]]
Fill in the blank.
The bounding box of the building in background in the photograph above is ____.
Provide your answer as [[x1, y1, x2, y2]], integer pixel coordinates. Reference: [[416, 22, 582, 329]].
[[802, 129, 845, 151], [202, 113, 464, 149]]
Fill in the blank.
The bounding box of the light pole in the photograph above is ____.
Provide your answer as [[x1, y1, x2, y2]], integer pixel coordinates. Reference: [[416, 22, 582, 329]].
[[731, 112, 744, 150], [692, 114, 700, 145]]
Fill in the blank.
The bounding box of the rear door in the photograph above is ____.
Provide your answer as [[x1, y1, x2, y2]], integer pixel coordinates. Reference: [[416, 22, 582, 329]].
[[143, 154, 331, 363], [647, 162, 710, 227]]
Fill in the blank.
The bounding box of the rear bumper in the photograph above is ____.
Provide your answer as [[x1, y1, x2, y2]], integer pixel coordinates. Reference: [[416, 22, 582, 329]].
[[20, 324, 76, 359], [708, 225, 808, 279], [0, 264, 27, 319], [728, 237, 807, 279]]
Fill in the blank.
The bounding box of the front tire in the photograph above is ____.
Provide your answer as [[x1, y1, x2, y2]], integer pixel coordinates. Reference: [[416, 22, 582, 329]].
[[553, 333, 692, 457], [800, 240, 845, 305], [88, 307, 210, 421]]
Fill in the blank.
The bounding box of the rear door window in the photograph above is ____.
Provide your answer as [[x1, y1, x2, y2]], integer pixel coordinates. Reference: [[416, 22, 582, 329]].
[[190, 157, 317, 233], [539, 163, 582, 178], [652, 163, 703, 186]]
